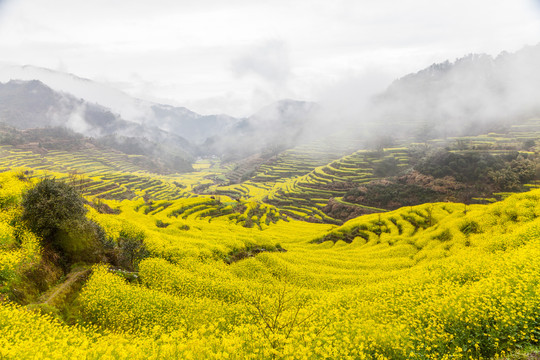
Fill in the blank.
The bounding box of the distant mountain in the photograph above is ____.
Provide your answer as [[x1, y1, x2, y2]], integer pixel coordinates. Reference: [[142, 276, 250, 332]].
[[0, 80, 194, 173], [372, 44, 540, 140], [0, 79, 135, 137], [149, 104, 238, 144], [0, 124, 190, 174], [0, 65, 318, 154], [6, 43, 539, 165], [0, 65, 239, 144], [0, 72, 324, 163], [203, 99, 320, 160]]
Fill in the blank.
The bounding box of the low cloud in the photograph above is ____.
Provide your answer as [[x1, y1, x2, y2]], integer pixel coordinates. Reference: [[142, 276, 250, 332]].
[[230, 39, 290, 85], [314, 68, 393, 125]]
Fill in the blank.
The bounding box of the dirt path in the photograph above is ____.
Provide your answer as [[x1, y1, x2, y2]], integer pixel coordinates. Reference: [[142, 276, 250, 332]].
[[333, 197, 387, 212], [39, 268, 92, 306]]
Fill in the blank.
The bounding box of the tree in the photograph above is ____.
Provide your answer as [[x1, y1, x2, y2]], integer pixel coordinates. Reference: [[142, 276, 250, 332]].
[[22, 178, 86, 241], [117, 230, 149, 271], [21, 178, 103, 268], [241, 283, 329, 356]]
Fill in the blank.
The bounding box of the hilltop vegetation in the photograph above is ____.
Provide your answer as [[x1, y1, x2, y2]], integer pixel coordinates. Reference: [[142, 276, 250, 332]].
[[372, 45, 540, 141], [343, 148, 536, 211]]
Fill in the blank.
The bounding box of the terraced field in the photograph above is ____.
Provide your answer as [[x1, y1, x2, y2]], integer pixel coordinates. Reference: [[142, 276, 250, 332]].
[[204, 147, 408, 223], [1, 118, 538, 226], [2, 168, 540, 359], [0, 145, 225, 201], [251, 137, 363, 182], [264, 148, 410, 221], [205, 119, 540, 223], [430, 118, 540, 153]]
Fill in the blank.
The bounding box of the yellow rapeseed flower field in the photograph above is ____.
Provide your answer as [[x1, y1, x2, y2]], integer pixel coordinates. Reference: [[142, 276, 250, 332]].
[[1, 170, 540, 359]]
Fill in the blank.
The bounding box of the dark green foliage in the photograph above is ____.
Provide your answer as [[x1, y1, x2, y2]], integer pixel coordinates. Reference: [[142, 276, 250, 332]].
[[510, 156, 536, 183], [173, 181, 186, 189], [22, 178, 87, 241], [488, 155, 536, 190], [414, 150, 537, 189], [460, 220, 481, 236], [373, 157, 400, 177], [415, 150, 506, 183], [432, 228, 453, 242], [54, 220, 106, 265], [155, 219, 170, 228], [21, 178, 105, 268], [225, 243, 286, 264], [341, 150, 537, 213], [344, 182, 441, 210], [400, 211, 433, 235], [116, 230, 150, 271], [312, 225, 373, 244], [488, 167, 520, 191], [99, 228, 149, 272], [89, 198, 121, 215]]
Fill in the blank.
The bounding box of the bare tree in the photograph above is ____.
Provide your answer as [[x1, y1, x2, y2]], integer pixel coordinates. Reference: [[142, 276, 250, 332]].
[[241, 283, 329, 356]]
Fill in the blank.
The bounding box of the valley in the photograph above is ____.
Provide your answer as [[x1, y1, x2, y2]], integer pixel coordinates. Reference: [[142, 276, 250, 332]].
[[1, 45, 540, 359]]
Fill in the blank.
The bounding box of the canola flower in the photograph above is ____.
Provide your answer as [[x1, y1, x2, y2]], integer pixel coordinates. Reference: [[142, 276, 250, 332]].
[[0, 171, 41, 289], [1, 170, 540, 359]]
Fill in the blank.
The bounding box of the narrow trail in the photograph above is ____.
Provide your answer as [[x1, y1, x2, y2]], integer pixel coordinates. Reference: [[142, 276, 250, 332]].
[[333, 197, 387, 212], [39, 268, 92, 306]]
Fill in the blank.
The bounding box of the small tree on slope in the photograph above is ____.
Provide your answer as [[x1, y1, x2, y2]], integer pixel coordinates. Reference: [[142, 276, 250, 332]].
[[21, 178, 104, 269]]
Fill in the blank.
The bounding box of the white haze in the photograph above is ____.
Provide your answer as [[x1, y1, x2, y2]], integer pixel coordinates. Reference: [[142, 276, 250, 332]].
[[2, 44, 540, 155], [360, 46, 540, 144], [63, 105, 92, 136], [0, 64, 153, 123], [0, 0, 539, 117]]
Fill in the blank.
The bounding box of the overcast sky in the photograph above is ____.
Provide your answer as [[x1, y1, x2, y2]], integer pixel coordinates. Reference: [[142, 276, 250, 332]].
[[0, 0, 539, 117]]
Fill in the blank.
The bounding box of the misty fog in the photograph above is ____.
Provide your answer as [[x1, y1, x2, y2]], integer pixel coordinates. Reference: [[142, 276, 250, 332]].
[[1, 43, 540, 165]]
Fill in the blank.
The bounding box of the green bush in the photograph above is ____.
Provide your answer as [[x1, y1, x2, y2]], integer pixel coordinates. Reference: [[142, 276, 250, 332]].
[[21, 178, 104, 268], [22, 178, 86, 241], [117, 230, 149, 271], [432, 228, 453, 242], [460, 220, 481, 236]]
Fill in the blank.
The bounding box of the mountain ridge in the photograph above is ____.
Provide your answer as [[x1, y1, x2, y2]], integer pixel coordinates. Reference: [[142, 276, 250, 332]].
[[1, 43, 540, 165], [372, 43, 540, 140], [0, 73, 320, 161]]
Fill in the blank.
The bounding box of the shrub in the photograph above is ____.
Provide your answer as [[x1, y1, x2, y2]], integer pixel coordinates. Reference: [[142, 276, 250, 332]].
[[432, 228, 453, 242], [117, 230, 149, 271], [21, 178, 104, 268], [460, 220, 481, 236], [155, 219, 170, 228], [22, 178, 86, 242]]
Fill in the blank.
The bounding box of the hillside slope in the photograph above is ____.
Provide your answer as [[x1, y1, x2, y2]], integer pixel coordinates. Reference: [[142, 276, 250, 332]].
[[372, 44, 540, 140], [1, 169, 540, 359]]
